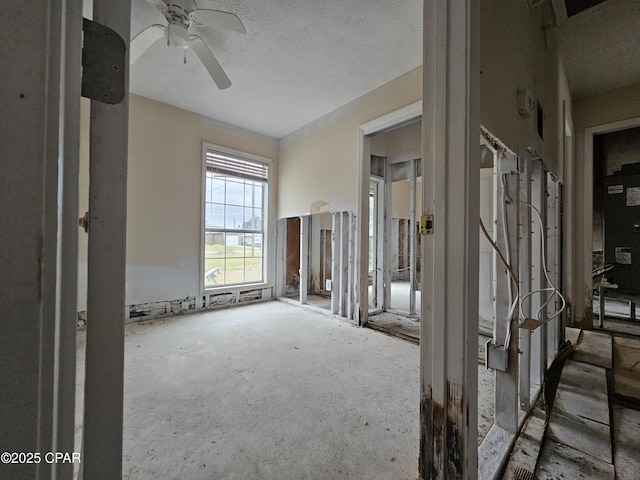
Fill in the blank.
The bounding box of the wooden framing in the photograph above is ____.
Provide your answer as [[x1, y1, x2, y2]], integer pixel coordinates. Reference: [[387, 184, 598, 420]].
[[1, 1, 82, 478], [82, 0, 131, 478], [409, 159, 417, 315], [420, 0, 480, 477], [493, 169, 520, 432], [358, 102, 422, 326], [546, 174, 560, 362], [530, 157, 548, 386], [299, 215, 310, 304], [518, 152, 533, 411]]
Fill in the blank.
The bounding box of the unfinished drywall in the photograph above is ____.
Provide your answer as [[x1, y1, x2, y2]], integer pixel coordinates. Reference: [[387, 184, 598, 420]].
[[77, 95, 278, 310], [277, 66, 422, 219]]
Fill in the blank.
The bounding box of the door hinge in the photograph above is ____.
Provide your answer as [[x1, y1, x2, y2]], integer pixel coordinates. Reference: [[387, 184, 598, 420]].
[[419, 214, 434, 235], [79, 211, 89, 233], [81, 18, 126, 104]]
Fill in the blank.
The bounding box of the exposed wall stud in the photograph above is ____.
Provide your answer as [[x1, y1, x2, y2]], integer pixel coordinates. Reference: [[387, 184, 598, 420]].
[[420, 0, 480, 477], [493, 169, 520, 432], [82, 0, 131, 478]]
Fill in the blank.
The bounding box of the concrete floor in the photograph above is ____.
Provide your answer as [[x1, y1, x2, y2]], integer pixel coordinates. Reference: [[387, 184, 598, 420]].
[[76, 301, 420, 479]]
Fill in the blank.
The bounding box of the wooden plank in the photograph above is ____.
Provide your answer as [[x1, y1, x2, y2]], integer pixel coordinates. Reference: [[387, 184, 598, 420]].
[[565, 326, 581, 346], [536, 440, 614, 479], [613, 334, 640, 349], [573, 329, 612, 369], [546, 360, 612, 464], [553, 360, 609, 425], [613, 405, 640, 480], [502, 407, 547, 480]]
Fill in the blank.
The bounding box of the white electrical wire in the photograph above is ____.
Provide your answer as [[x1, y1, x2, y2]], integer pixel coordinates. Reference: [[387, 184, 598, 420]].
[[519, 201, 566, 322]]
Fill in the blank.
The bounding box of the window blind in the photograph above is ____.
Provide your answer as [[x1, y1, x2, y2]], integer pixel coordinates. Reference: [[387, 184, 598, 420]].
[[205, 149, 268, 182]]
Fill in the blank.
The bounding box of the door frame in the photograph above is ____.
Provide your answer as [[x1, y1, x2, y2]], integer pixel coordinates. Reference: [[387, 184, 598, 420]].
[[357, 101, 422, 325]]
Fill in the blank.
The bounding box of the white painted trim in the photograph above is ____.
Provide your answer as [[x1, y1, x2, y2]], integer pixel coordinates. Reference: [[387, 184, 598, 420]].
[[82, 0, 131, 477], [360, 101, 422, 136], [562, 101, 575, 324], [358, 102, 423, 326], [493, 172, 520, 433], [200, 142, 275, 295], [420, 0, 480, 476]]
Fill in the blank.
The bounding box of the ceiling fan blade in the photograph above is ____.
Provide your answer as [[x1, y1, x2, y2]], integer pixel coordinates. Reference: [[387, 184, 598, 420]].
[[190, 36, 232, 89], [144, 0, 167, 15], [190, 9, 246, 34], [130, 24, 165, 64]]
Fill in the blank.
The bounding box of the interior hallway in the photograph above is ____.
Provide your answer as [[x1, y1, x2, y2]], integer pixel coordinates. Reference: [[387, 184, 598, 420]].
[[76, 301, 420, 479]]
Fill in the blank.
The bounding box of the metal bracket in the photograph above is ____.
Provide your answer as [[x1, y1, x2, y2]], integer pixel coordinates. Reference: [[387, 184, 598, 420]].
[[419, 214, 434, 235], [81, 18, 126, 104], [79, 212, 89, 233]]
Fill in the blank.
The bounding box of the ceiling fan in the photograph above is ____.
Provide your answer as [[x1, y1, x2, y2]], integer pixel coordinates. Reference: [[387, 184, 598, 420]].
[[131, 0, 246, 89]]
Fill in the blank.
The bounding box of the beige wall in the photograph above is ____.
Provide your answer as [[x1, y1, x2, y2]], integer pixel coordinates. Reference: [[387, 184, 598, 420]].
[[78, 95, 278, 309], [277, 66, 422, 219], [370, 120, 422, 164], [480, 0, 571, 178]]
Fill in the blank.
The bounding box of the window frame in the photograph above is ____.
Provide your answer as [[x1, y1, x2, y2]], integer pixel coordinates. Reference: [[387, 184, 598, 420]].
[[200, 142, 273, 292]]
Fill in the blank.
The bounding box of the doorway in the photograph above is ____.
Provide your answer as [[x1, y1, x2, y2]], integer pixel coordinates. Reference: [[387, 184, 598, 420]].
[[365, 118, 423, 340]]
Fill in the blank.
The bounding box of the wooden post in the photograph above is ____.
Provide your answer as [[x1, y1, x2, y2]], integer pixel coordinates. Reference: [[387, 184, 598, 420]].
[[299, 215, 309, 304], [1, 1, 82, 479], [493, 171, 520, 432], [331, 213, 341, 314], [546, 174, 559, 361], [347, 212, 355, 320], [383, 162, 392, 311], [339, 212, 349, 317], [518, 152, 533, 410], [410, 159, 417, 315], [420, 0, 480, 477], [530, 158, 547, 386], [82, 0, 131, 478]]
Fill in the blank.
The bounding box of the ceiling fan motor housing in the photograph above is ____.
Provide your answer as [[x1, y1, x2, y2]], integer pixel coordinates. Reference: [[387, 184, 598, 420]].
[[164, 0, 196, 48]]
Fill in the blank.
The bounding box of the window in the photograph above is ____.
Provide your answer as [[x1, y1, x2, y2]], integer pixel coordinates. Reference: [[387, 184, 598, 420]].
[[203, 145, 269, 288]]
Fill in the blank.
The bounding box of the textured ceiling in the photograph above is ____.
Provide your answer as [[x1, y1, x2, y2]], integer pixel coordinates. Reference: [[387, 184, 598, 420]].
[[557, 0, 640, 100], [87, 0, 640, 138], [127, 0, 423, 139]]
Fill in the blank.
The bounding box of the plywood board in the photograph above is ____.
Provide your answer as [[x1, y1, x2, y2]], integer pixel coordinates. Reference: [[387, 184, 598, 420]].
[[565, 326, 581, 346], [547, 410, 612, 463], [536, 440, 614, 479], [613, 334, 640, 400], [546, 361, 611, 464], [573, 330, 612, 369], [613, 406, 640, 480], [502, 407, 546, 480], [553, 361, 609, 425], [613, 334, 640, 349]]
